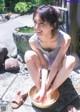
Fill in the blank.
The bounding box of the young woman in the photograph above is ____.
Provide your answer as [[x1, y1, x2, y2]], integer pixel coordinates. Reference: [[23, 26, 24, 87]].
[[24, 5, 75, 102]]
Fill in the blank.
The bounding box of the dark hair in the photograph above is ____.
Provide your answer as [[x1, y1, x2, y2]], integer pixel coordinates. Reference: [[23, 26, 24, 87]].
[[33, 5, 58, 36]]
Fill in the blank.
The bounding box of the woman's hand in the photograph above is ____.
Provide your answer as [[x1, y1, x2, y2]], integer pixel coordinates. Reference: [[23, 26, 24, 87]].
[[33, 68, 48, 102], [33, 88, 46, 103], [46, 87, 53, 99]]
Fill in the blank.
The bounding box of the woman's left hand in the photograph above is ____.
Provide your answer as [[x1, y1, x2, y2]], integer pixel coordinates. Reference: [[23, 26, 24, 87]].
[[46, 88, 53, 99]]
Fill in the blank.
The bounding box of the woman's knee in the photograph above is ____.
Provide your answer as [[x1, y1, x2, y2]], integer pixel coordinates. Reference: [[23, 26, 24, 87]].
[[63, 55, 76, 70], [24, 50, 38, 64]]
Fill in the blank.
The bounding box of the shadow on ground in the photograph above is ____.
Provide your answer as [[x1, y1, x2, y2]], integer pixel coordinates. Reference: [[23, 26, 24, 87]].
[[28, 78, 79, 112]]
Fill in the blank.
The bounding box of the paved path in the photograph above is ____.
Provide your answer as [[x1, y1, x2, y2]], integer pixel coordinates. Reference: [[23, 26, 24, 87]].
[[0, 14, 80, 112]]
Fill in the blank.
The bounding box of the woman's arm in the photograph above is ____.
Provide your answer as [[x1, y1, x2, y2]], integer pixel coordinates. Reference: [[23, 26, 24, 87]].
[[29, 37, 48, 69], [46, 34, 71, 91], [29, 37, 48, 101]]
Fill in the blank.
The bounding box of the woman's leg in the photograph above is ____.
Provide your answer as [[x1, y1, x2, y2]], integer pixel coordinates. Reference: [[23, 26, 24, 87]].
[[51, 55, 76, 91], [24, 50, 41, 90]]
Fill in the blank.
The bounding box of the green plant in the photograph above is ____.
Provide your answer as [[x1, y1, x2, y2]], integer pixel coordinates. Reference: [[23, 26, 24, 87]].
[[17, 26, 34, 33], [0, 0, 5, 13], [0, 0, 4, 4], [14, 2, 32, 14], [0, 4, 4, 13], [33, 0, 53, 6]]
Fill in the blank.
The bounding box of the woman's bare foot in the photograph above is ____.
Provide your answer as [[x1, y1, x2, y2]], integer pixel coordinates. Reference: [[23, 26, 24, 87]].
[[67, 105, 78, 112]]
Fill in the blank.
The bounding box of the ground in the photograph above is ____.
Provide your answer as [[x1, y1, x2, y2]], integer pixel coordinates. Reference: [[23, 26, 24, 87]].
[[0, 14, 80, 112]]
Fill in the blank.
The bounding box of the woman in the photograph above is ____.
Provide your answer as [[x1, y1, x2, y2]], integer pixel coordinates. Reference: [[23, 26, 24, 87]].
[[24, 5, 75, 102]]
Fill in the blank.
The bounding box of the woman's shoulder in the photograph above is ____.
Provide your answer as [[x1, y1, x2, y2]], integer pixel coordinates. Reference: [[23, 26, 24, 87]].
[[30, 33, 37, 39], [58, 29, 71, 40], [58, 29, 68, 35], [29, 33, 37, 41], [29, 33, 39, 46], [58, 30, 71, 47]]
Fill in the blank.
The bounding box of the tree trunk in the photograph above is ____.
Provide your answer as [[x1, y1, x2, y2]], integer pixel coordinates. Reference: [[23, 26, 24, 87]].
[[68, 3, 78, 53]]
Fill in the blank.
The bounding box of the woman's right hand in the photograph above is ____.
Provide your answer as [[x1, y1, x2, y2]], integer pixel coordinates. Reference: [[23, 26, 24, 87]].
[[33, 88, 46, 103]]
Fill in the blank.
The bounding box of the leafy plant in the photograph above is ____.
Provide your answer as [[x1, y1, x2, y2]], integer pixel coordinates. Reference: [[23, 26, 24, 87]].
[[14, 2, 32, 14], [0, 4, 3, 13], [0, 0, 4, 4], [17, 26, 34, 33], [33, 0, 53, 6], [0, 0, 5, 13]]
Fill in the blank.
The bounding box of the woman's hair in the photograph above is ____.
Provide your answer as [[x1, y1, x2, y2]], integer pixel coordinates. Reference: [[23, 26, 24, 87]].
[[33, 5, 59, 36]]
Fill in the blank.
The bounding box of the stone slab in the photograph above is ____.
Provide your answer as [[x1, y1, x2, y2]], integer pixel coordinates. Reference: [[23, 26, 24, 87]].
[[13, 104, 42, 112], [0, 62, 80, 112], [25, 71, 80, 112], [0, 72, 17, 98], [2, 73, 34, 102], [1, 68, 80, 112], [15, 14, 34, 27]]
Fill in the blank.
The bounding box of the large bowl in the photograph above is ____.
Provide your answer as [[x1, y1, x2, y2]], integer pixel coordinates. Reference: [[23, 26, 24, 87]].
[[28, 85, 59, 108]]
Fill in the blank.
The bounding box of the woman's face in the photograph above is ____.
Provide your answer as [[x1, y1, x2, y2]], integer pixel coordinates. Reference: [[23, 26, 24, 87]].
[[33, 13, 53, 38]]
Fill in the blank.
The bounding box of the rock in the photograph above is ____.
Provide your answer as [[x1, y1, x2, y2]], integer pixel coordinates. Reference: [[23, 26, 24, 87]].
[[17, 53, 24, 63], [4, 58, 20, 72], [10, 48, 17, 58], [13, 26, 34, 61], [0, 44, 8, 68], [0, 44, 8, 57], [3, 47, 8, 59], [13, 27, 33, 54], [5, 15, 10, 20], [0, 47, 4, 68]]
